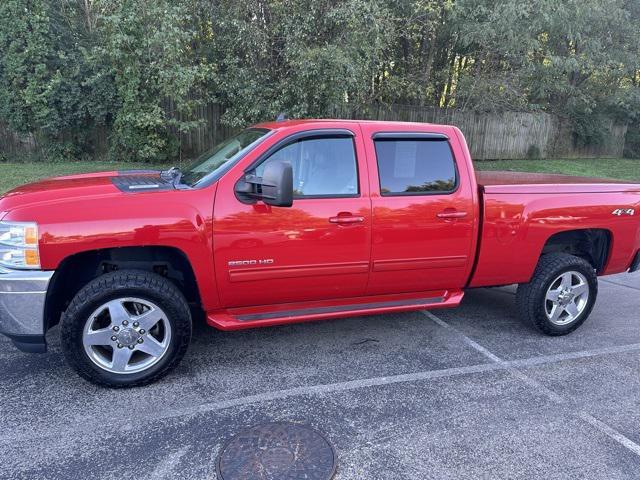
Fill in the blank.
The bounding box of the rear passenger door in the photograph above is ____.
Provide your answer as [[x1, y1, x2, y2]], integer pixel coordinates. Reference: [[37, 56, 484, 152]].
[[362, 127, 476, 295]]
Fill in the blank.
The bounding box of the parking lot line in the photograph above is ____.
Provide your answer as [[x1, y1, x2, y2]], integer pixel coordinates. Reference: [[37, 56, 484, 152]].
[[118, 339, 640, 429], [600, 277, 640, 291], [422, 310, 640, 458], [122, 361, 506, 424], [424, 311, 503, 362], [4, 337, 640, 448], [579, 413, 640, 457]]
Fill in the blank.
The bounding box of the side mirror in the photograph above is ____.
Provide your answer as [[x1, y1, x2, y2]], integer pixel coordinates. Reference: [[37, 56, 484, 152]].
[[235, 161, 294, 207], [261, 161, 293, 207]]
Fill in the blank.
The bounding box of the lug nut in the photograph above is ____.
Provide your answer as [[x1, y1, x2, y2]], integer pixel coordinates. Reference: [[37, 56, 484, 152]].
[[137, 338, 144, 344], [117, 343, 123, 349], [133, 322, 139, 327], [111, 335, 117, 341], [128, 345, 135, 350], [122, 320, 129, 326], [113, 326, 120, 332], [139, 329, 146, 335]]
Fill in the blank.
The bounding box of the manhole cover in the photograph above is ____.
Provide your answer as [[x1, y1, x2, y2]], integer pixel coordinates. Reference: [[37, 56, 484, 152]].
[[217, 422, 336, 480]]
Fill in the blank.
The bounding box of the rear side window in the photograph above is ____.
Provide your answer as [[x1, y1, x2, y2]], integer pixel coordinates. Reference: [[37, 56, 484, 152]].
[[374, 139, 457, 195]]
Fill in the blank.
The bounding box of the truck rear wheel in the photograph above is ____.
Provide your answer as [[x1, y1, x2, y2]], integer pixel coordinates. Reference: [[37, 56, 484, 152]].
[[516, 253, 597, 336], [60, 270, 192, 387]]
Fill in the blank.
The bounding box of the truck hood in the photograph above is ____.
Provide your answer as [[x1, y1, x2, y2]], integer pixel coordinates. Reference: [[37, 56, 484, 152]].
[[0, 170, 163, 214]]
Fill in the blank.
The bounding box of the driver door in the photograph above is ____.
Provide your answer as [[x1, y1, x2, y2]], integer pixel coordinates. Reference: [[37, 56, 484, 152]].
[[212, 128, 371, 308]]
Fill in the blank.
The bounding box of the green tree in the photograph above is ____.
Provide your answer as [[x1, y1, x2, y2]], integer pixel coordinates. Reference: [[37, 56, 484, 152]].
[[206, 0, 392, 126], [96, 0, 211, 161], [1, 0, 639, 159], [0, 0, 114, 159]]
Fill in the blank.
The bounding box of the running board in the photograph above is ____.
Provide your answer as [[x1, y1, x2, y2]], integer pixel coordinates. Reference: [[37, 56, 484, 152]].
[[206, 289, 464, 331]]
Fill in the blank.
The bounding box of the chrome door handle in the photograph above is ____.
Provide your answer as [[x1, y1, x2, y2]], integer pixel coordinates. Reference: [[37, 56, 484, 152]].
[[436, 211, 468, 219], [329, 215, 365, 224]]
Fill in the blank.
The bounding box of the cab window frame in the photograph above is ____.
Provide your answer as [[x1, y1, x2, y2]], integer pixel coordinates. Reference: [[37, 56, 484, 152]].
[[243, 129, 361, 200], [372, 132, 460, 197]]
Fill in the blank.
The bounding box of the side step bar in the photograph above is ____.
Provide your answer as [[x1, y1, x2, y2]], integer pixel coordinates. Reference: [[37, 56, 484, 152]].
[[207, 289, 464, 331]]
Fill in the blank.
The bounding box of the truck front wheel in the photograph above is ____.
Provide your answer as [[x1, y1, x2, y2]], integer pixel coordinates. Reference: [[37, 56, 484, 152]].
[[516, 253, 598, 336], [60, 270, 192, 387]]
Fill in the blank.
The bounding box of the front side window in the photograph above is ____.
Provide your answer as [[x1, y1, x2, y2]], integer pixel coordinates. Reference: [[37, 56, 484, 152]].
[[374, 139, 457, 195], [255, 137, 358, 197]]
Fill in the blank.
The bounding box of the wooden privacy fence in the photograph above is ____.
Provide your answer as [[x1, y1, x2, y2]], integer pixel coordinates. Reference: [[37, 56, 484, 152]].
[[0, 103, 628, 161], [164, 101, 235, 161], [331, 104, 628, 160], [0, 122, 38, 158]]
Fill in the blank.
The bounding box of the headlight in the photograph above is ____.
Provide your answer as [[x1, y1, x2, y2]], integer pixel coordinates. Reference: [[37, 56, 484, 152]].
[[0, 221, 40, 269]]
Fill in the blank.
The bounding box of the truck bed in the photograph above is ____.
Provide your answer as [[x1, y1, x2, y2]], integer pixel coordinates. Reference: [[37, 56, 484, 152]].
[[476, 170, 640, 194], [470, 169, 640, 288]]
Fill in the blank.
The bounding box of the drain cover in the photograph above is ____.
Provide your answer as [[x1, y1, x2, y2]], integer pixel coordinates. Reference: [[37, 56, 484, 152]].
[[217, 422, 336, 480]]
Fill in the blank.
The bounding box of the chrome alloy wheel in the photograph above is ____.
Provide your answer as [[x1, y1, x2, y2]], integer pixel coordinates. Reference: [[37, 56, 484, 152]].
[[544, 271, 590, 326], [82, 297, 172, 374]]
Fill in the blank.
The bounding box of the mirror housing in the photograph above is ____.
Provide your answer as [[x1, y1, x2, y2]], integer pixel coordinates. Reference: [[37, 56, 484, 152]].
[[261, 161, 293, 207], [235, 161, 294, 207]]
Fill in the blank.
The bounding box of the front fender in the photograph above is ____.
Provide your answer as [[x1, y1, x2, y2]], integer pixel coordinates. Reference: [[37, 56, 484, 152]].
[[4, 185, 220, 310]]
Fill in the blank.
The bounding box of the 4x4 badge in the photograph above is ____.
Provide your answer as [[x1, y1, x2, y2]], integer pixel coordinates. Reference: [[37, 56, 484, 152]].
[[612, 208, 635, 216]]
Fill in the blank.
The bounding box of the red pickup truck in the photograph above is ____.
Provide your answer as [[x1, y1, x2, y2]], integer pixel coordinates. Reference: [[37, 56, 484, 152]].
[[1, 119, 639, 387]]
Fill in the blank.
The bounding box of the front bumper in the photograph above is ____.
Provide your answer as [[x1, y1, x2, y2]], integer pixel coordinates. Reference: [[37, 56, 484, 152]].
[[0, 266, 53, 353]]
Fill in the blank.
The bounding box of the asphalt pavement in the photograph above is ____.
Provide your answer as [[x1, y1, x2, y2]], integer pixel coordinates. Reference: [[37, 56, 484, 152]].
[[2, 273, 640, 479]]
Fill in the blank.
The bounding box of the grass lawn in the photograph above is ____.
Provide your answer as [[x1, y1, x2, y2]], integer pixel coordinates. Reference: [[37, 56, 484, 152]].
[[475, 157, 640, 182], [1, 157, 639, 195]]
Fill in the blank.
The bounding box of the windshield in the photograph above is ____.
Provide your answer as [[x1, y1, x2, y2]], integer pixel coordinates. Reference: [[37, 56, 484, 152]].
[[181, 128, 270, 186]]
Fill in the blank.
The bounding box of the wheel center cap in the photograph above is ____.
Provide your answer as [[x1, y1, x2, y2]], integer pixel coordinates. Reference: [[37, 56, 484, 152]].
[[117, 328, 139, 345], [558, 289, 573, 306]]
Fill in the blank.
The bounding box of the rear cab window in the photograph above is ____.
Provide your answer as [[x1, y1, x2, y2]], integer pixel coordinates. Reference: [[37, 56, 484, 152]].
[[373, 135, 458, 195]]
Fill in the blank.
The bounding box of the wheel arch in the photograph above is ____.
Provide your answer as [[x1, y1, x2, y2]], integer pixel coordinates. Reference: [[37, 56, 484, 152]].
[[45, 246, 203, 330], [540, 228, 612, 273]]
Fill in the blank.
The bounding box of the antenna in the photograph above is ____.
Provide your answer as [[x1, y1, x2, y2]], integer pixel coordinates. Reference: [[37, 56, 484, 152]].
[[276, 113, 287, 122]]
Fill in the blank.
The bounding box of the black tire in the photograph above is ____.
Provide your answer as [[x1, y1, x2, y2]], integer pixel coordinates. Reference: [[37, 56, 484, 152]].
[[61, 270, 192, 388], [516, 253, 598, 336]]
